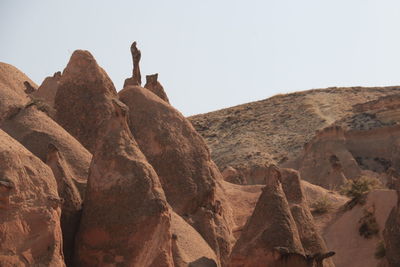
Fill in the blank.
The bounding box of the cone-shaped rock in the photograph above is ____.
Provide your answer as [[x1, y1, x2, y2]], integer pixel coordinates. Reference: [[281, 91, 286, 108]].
[[277, 167, 335, 267], [228, 173, 305, 267], [119, 84, 234, 264], [0, 129, 64, 266], [144, 73, 170, 103], [1, 104, 91, 197], [46, 144, 82, 266], [54, 50, 118, 153], [74, 96, 174, 266]]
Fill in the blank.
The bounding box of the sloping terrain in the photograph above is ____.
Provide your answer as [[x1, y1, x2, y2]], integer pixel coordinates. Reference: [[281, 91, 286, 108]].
[[189, 87, 400, 171]]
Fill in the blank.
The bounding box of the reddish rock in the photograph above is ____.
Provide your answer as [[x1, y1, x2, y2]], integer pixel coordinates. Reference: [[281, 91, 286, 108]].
[[384, 179, 400, 267], [73, 91, 174, 266], [0, 62, 33, 122], [32, 71, 61, 108], [228, 173, 305, 267], [144, 73, 170, 103], [46, 144, 82, 266], [0, 129, 64, 266], [298, 126, 360, 189], [278, 167, 335, 267], [54, 50, 118, 153], [1, 104, 91, 197], [124, 41, 142, 87], [119, 85, 234, 264]]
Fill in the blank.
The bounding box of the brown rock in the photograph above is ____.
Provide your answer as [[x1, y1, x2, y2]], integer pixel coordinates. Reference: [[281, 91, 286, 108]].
[[278, 167, 335, 267], [54, 50, 118, 153], [124, 41, 142, 87], [46, 144, 82, 266], [119, 85, 234, 264], [228, 173, 305, 267], [32, 71, 61, 108], [144, 73, 170, 103], [23, 80, 36, 94], [298, 126, 360, 189], [324, 190, 396, 267], [171, 211, 218, 266], [73, 94, 174, 266], [383, 179, 400, 267], [1, 104, 91, 197], [0, 129, 64, 266], [0, 62, 33, 122]]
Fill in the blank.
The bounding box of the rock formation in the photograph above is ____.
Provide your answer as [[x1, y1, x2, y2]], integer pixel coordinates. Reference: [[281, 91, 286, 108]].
[[0, 129, 64, 266], [31, 71, 61, 108], [1, 104, 91, 197], [144, 73, 170, 103], [119, 84, 234, 264], [124, 41, 142, 87], [74, 96, 174, 266], [171, 211, 219, 266], [278, 167, 335, 267], [54, 50, 118, 153], [228, 173, 306, 267], [0, 62, 33, 122], [298, 126, 360, 189], [46, 144, 82, 266], [383, 178, 400, 266]]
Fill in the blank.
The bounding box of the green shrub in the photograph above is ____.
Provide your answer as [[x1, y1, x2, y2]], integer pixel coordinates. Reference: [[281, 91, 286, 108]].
[[374, 240, 386, 259], [340, 177, 382, 209], [358, 209, 379, 239], [311, 195, 333, 215]]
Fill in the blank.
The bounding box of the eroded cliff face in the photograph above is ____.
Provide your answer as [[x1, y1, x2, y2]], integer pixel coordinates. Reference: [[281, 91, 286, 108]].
[[119, 43, 234, 265], [0, 129, 65, 266], [74, 99, 174, 267]]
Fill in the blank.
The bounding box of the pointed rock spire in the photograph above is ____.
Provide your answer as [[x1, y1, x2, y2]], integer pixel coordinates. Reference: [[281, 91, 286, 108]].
[[124, 41, 142, 87]]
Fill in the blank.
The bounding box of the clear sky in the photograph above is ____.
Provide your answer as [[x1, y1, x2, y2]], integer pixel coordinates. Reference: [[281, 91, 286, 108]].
[[1, 1, 400, 116]]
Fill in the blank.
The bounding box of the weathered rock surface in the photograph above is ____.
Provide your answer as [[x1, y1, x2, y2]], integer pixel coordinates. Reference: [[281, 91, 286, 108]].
[[54, 50, 118, 153], [228, 173, 306, 267], [1, 104, 91, 197], [324, 190, 396, 267], [32, 71, 61, 108], [0, 129, 64, 266], [171, 212, 219, 267], [298, 126, 360, 189], [74, 97, 174, 266], [119, 84, 234, 264], [0, 62, 34, 122], [278, 168, 335, 267], [383, 178, 400, 267], [124, 41, 142, 87], [46, 144, 82, 266], [144, 73, 170, 103]]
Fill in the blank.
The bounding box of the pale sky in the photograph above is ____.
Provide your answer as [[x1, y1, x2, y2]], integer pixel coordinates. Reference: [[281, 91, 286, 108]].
[[1, 0, 400, 116]]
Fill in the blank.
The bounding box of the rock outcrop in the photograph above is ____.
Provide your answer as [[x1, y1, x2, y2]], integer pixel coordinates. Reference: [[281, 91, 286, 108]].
[[324, 190, 396, 267], [32, 71, 61, 108], [228, 173, 306, 267], [144, 73, 170, 103], [0, 62, 33, 122], [46, 144, 82, 266], [74, 96, 174, 266], [383, 178, 400, 266], [171, 212, 219, 266], [54, 50, 118, 153], [0, 129, 64, 266], [119, 84, 234, 264], [1, 104, 91, 197], [123, 41, 142, 87], [298, 126, 360, 189]]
